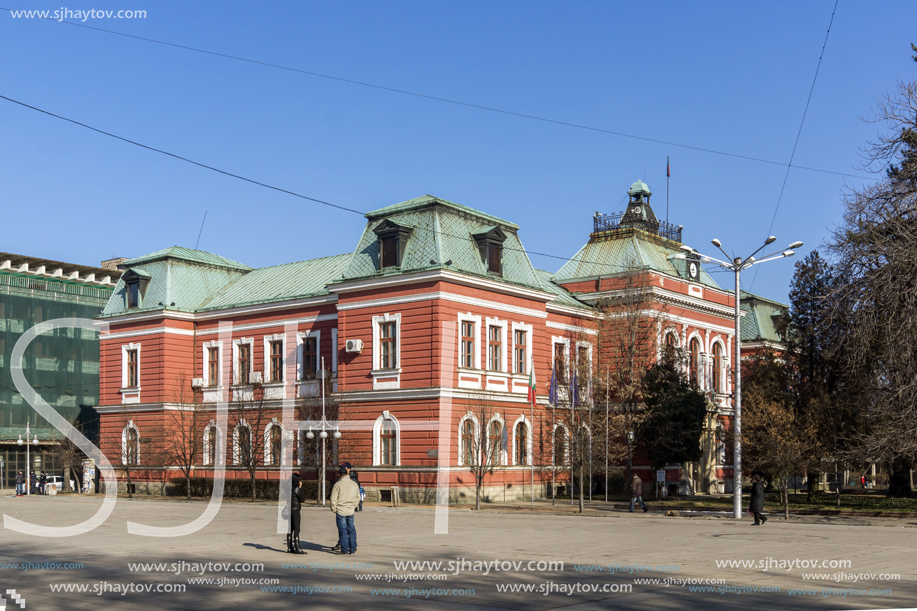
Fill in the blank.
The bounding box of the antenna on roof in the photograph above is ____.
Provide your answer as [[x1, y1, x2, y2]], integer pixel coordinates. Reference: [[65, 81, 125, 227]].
[[195, 210, 208, 250]]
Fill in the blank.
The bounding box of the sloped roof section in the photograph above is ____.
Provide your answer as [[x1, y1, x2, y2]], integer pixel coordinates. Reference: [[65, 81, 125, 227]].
[[739, 291, 786, 342], [126, 246, 251, 271], [533, 269, 591, 309], [199, 254, 351, 311], [340, 195, 542, 290], [553, 229, 721, 289]]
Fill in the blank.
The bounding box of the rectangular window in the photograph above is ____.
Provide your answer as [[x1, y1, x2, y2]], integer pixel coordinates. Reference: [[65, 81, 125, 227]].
[[126, 283, 140, 308], [460, 321, 475, 368], [487, 243, 502, 275], [126, 349, 138, 388], [269, 340, 283, 382], [554, 343, 566, 384], [379, 322, 397, 369], [237, 344, 251, 384], [301, 337, 317, 380], [380, 235, 397, 268], [577, 345, 590, 380], [514, 330, 526, 374], [207, 347, 219, 387], [488, 326, 501, 371]]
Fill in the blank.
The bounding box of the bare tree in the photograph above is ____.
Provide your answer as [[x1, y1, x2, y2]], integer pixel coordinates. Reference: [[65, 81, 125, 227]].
[[111, 408, 142, 498], [46, 421, 87, 494], [230, 382, 270, 502], [461, 393, 504, 510], [156, 373, 208, 500], [296, 369, 340, 503]]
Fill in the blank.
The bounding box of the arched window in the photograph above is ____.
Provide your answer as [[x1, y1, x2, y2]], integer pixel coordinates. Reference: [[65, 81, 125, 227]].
[[488, 419, 505, 466], [380, 420, 396, 466], [268, 425, 282, 466], [712, 343, 723, 393], [553, 425, 568, 466], [122, 421, 140, 465], [233, 422, 252, 466], [689, 337, 700, 385], [514, 420, 528, 465], [372, 413, 400, 466], [461, 419, 476, 466], [203, 424, 220, 466], [664, 331, 677, 354]]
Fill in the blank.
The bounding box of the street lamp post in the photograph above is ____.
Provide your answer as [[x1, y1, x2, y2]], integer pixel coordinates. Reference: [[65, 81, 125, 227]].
[[677, 237, 802, 519], [305, 358, 341, 506], [17, 422, 40, 496]]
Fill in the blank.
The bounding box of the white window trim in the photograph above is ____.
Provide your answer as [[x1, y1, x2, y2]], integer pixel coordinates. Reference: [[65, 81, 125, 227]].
[[575, 339, 593, 386], [551, 337, 570, 399], [710, 338, 728, 394], [296, 330, 320, 381], [121, 343, 141, 390], [458, 413, 481, 467], [485, 317, 507, 373], [121, 420, 140, 465], [512, 414, 533, 466], [263, 418, 284, 466], [202, 340, 223, 388], [686, 332, 704, 388], [372, 313, 402, 390], [232, 337, 255, 385], [202, 422, 222, 466], [457, 312, 482, 370], [331, 328, 338, 375], [511, 322, 533, 375], [486, 413, 507, 466], [263, 334, 287, 384], [232, 419, 252, 466], [372, 411, 401, 466]]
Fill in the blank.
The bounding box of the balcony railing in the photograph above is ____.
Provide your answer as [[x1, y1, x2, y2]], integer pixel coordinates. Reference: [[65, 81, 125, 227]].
[[593, 212, 683, 243]]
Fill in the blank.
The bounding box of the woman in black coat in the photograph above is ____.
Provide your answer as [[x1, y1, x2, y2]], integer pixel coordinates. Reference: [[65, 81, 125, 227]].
[[288, 474, 306, 554], [749, 474, 767, 525]]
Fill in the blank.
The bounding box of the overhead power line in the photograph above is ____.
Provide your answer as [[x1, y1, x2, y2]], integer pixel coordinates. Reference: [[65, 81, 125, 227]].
[[0, 6, 875, 182]]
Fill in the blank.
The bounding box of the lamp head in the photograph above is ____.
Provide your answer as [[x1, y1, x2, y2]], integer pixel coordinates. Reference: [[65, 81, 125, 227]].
[[306, 430, 315, 440], [333, 430, 342, 440], [711, 238, 722, 248], [32, 436, 38, 445], [788, 240, 803, 249], [765, 236, 777, 245], [319, 430, 328, 439], [782, 250, 795, 257], [17, 435, 23, 446], [679, 244, 694, 253]]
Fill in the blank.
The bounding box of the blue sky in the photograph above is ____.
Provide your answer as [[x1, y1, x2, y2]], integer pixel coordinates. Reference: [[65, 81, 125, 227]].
[[2, 1, 915, 303]]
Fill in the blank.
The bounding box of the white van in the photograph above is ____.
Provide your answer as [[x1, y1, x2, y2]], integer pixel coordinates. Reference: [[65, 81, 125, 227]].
[[45, 475, 64, 492]]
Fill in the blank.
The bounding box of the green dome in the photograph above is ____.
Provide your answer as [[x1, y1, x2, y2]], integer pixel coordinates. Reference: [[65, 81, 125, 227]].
[[628, 180, 652, 196]]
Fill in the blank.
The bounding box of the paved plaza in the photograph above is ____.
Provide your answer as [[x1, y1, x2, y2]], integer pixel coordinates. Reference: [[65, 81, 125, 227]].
[[0, 494, 915, 610]]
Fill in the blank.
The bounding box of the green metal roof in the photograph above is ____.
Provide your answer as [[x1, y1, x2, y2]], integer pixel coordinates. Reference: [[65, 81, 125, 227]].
[[199, 254, 351, 311], [533, 269, 591, 309], [365, 195, 519, 230], [553, 229, 721, 289], [126, 246, 251, 271], [739, 291, 786, 342], [628, 179, 652, 196], [340, 195, 542, 290]]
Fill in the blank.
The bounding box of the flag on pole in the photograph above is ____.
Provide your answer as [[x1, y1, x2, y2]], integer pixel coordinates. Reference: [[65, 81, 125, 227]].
[[667, 157, 670, 177], [527, 358, 537, 407], [549, 362, 558, 405]]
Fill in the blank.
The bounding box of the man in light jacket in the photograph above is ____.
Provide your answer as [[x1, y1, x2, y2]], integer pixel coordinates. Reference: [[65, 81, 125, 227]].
[[330, 462, 361, 554]]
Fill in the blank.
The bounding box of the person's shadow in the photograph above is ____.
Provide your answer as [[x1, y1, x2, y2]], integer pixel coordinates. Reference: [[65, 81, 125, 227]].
[[244, 540, 331, 554]]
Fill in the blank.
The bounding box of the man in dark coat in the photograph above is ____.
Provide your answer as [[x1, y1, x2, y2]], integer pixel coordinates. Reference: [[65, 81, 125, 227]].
[[630, 473, 648, 512], [288, 474, 306, 554], [749, 474, 767, 525], [29, 470, 37, 495], [15, 470, 24, 497]]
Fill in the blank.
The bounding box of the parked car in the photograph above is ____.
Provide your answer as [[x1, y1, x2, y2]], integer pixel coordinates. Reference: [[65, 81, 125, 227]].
[[45, 475, 64, 492]]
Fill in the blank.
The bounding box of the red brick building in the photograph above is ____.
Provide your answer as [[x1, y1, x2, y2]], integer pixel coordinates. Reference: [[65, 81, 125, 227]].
[[97, 183, 785, 501]]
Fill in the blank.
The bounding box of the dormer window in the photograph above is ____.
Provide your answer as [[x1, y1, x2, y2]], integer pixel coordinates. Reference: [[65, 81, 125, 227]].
[[122, 269, 151, 309], [373, 220, 413, 270], [472, 226, 508, 277]]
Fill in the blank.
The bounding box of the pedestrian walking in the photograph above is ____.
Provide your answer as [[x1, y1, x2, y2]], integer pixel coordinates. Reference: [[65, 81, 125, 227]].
[[288, 474, 306, 554], [330, 462, 361, 555], [749, 474, 767, 525], [39, 471, 47, 495], [15, 470, 24, 497], [630, 473, 648, 512], [29, 470, 37, 495]]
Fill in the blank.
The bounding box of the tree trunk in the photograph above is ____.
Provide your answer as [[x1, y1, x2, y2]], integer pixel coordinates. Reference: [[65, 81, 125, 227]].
[[835, 460, 841, 509], [578, 464, 585, 513], [781, 478, 789, 520], [186, 474, 192, 500], [475, 473, 481, 510], [251, 472, 257, 502]]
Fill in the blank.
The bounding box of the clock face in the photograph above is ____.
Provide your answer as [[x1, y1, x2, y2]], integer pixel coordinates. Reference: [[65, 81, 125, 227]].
[[689, 262, 698, 279]]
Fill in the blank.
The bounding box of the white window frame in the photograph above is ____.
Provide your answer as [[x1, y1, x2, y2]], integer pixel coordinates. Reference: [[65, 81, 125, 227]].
[[553, 423, 570, 466], [232, 338, 255, 385], [512, 414, 532, 466], [296, 330, 320, 381], [511, 322, 533, 375], [575, 340, 593, 400], [202, 422, 222, 466], [232, 419, 252, 466], [202, 340, 223, 388], [486, 413, 507, 466], [372, 411, 401, 466], [121, 343, 141, 390], [331, 328, 338, 375], [371, 313, 402, 390], [551, 336, 570, 397], [485, 317, 507, 373], [263, 334, 287, 384], [263, 418, 284, 466], [121, 420, 141, 465], [686, 332, 704, 389], [458, 413, 480, 467], [710, 338, 728, 394], [457, 313, 482, 370]]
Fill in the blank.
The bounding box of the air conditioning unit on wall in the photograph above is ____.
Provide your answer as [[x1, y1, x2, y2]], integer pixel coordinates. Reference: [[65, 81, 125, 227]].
[[191, 378, 204, 389], [345, 339, 364, 354]]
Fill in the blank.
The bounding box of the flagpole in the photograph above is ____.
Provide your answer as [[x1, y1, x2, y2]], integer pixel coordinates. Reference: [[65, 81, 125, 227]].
[[666, 156, 670, 223], [530, 356, 535, 508]]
